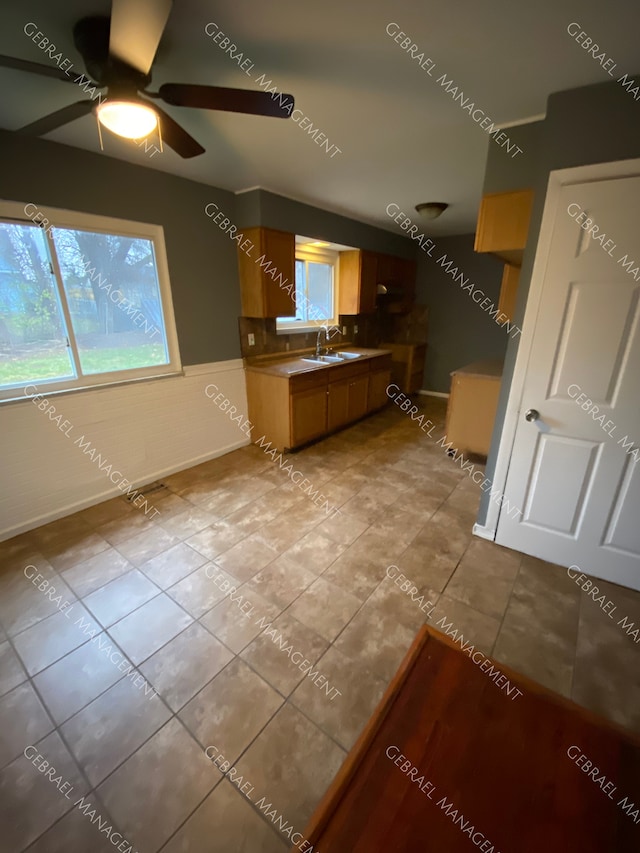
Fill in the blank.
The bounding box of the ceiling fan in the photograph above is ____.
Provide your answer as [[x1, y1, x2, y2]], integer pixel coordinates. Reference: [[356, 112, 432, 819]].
[[0, 0, 295, 158]]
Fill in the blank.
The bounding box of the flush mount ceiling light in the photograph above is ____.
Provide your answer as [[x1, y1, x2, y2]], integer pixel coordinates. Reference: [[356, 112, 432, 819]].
[[415, 202, 449, 220], [96, 100, 158, 139]]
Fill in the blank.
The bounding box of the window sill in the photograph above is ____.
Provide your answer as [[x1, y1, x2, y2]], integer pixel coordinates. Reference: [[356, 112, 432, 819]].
[[1, 370, 184, 407]]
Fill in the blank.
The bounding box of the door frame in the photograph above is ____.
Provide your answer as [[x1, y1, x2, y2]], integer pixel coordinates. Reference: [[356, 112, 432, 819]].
[[477, 156, 640, 542]]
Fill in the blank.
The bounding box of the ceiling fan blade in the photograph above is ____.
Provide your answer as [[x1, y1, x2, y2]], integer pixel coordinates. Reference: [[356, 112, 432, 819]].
[[156, 83, 295, 118], [109, 0, 173, 75], [17, 100, 95, 136], [152, 104, 204, 158], [0, 55, 81, 84]]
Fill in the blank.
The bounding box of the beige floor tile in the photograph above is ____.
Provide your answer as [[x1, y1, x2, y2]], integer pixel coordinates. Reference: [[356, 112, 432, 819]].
[[444, 539, 521, 620], [186, 520, 247, 561], [0, 682, 54, 769], [114, 527, 180, 568], [33, 633, 128, 724], [162, 780, 288, 853], [240, 612, 329, 696], [82, 569, 160, 627], [140, 622, 233, 711], [157, 506, 218, 540], [61, 548, 132, 598], [13, 602, 102, 676], [322, 550, 388, 601], [285, 577, 362, 642], [0, 560, 77, 637], [277, 530, 345, 576], [0, 640, 27, 697], [201, 588, 282, 654], [0, 730, 90, 852], [291, 645, 387, 750], [139, 541, 208, 589], [426, 594, 502, 656], [246, 560, 317, 609], [234, 704, 346, 832], [97, 718, 219, 852], [78, 496, 136, 528], [214, 535, 279, 582], [26, 800, 116, 853], [179, 658, 283, 760], [108, 595, 193, 664], [167, 563, 239, 618], [61, 676, 171, 787]]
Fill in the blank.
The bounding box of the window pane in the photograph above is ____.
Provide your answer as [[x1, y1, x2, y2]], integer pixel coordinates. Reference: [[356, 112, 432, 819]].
[[294, 259, 307, 321], [52, 229, 169, 375], [307, 262, 332, 320], [0, 222, 75, 389]]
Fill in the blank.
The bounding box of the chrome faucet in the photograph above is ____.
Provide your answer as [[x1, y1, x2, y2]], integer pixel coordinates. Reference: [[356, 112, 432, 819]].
[[315, 326, 327, 357]]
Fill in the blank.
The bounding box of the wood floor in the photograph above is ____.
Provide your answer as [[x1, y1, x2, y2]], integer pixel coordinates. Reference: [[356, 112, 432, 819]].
[[299, 627, 640, 852]]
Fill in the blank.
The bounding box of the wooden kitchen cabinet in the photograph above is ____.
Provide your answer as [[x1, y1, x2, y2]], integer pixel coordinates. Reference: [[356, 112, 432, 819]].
[[291, 386, 328, 446], [246, 351, 392, 451], [445, 360, 503, 457], [338, 250, 378, 314], [498, 264, 521, 324], [380, 343, 426, 394], [347, 375, 369, 422], [237, 227, 296, 318], [368, 366, 392, 411], [474, 189, 534, 265]]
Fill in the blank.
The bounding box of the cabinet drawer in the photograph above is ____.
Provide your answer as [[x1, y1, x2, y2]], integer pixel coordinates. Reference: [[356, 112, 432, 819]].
[[328, 360, 370, 382], [290, 370, 329, 393]]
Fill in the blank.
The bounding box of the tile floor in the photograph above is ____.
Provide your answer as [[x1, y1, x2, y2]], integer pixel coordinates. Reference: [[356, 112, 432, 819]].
[[1, 397, 639, 851]]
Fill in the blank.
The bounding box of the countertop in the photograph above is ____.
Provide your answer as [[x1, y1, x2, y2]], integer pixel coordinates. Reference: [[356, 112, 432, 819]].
[[450, 359, 504, 379], [244, 347, 391, 377]]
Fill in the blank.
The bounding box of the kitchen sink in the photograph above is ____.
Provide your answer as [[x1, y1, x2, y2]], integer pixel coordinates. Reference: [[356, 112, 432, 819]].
[[334, 351, 360, 359], [301, 355, 344, 364]]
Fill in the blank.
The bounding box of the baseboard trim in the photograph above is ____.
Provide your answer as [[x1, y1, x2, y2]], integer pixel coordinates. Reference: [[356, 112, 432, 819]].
[[418, 390, 450, 399], [0, 436, 251, 541], [473, 522, 496, 541]]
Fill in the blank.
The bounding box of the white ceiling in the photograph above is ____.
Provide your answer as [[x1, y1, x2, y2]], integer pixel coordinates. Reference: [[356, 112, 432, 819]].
[[1, 0, 639, 236]]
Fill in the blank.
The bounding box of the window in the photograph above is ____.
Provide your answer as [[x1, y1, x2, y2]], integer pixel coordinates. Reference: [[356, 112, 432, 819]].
[[276, 245, 338, 332], [0, 201, 180, 400]]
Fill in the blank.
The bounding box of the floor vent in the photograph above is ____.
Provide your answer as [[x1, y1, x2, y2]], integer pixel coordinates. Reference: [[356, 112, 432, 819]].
[[125, 480, 166, 501]]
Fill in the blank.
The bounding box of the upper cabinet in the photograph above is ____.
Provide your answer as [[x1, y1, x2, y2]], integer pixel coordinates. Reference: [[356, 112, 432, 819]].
[[474, 189, 534, 265], [338, 250, 378, 314], [238, 227, 296, 318], [338, 250, 416, 315]]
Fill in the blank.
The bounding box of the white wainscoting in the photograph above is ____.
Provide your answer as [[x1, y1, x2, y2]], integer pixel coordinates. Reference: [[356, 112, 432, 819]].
[[0, 360, 250, 540]]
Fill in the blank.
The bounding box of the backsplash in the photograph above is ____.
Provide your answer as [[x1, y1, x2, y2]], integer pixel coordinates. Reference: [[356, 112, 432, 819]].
[[238, 305, 428, 359]]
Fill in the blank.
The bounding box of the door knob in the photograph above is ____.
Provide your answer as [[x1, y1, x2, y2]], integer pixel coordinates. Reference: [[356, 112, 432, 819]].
[[525, 408, 540, 422]]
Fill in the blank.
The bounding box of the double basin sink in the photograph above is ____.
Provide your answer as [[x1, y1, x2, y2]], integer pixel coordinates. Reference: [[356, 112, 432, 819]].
[[300, 351, 361, 365]]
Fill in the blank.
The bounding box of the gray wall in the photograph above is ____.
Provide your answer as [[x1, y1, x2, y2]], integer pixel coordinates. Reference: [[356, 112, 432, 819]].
[[0, 130, 241, 366], [416, 234, 507, 393], [482, 121, 544, 195], [478, 76, 640, 524], [238, 189, 415, 258]]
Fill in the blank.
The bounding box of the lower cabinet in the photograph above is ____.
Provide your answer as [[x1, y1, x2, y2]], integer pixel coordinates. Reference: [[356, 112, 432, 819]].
[[328, 379, 351, 432], [368, 368, 392, 411], [246, 353, 393, 451], [291, 387, 328, 447], [348, 375, 370, 422]]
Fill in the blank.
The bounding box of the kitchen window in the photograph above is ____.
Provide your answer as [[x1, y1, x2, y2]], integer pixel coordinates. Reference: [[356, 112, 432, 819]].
[[0, 201, 180, 401], [276, 245, 339, 332]]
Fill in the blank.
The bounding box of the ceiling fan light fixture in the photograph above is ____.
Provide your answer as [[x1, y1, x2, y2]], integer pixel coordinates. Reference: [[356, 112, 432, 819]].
[[415, 202, 449, 220], [96, 100, 158, 139]]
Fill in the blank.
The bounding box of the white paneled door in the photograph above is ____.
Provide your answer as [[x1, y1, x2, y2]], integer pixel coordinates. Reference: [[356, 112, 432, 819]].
[[496, 171, 640, 591]]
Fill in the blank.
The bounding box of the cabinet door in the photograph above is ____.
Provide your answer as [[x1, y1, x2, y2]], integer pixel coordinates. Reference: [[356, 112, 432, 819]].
[[368, 369, 391, 411], [290, 387, 327, 447], [263, 229, 296, 317], [328, 380, 351, 432], [359, 251, 378, 314], [474, 190, 534, 264], [347, 375, 370, 422], [497, 264, 520, 324]]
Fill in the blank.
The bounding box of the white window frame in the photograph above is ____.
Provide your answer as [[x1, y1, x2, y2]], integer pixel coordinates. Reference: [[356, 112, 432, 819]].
[[276, 245, 339, 333], [0, 199, 181, 403]]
